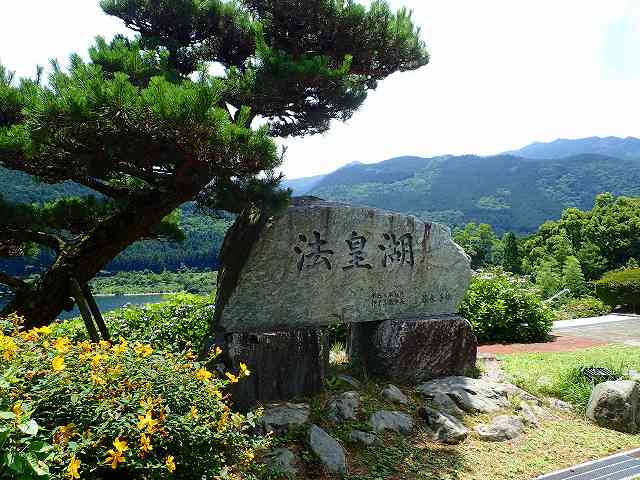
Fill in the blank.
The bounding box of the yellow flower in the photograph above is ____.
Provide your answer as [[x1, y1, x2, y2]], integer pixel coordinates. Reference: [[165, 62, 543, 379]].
[[42, 340, 50, 349], [66, 457, 81, 479], [185, 349, 196, 360], [79, 340, 93, 352], [90, 353, 103, 369], [113, 437, 128, 453], [98, 340, 111, 350], [38, 325, 52, 335], [1, 336, 17, 360], [225, 372, 239, 384], [134, 344, 153, 357], [243, 448, 255, 464], [218, 408, 230, 430], [190, 406, 198, 418], [139, 433, 153, 454], [54, 336, 71, 353], [23, 329, 39, 341], [166, 455, 176, 473], [52, 356, 65, 372], [53, 424, 77, 445], [105, 449, 125, 470], [11, 402, 23, 416], [239, 362, 251, 377], [195, 368, 212, 381], [90, 373, 106, 385], [111, 337, 127, 355], [137, 412, 158, 433]]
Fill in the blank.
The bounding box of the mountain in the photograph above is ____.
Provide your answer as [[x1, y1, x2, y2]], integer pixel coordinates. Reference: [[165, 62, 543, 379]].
[[282, 174, 326, 195], [308, 152, 640, 234], [505, 136, 640, 160]]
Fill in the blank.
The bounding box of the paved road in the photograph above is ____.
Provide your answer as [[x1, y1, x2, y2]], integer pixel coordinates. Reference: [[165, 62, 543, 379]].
[[553, 314, 640, 347]]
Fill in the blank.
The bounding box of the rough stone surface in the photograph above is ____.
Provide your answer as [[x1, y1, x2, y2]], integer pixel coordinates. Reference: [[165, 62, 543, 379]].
[[348, 430, 381, 446], [549, 398, 573, 412], [370, 410, 414, 435], [382, 384, 409, 405], [350, 316, 477, 383], [218, 198, 471, 332], [429, 392, 466, 418], [418, 406, 469, 444], [225, 328, 329, 410], [416, 377, 511, 414], [586, 380, 640, 433], [474, 415, 524, 442], [519, 401, 539, 427], [262, 448, 299, 478], [327, 391, 360, 422], [307, 424, 347, 474], [260, 403, 310, 434]]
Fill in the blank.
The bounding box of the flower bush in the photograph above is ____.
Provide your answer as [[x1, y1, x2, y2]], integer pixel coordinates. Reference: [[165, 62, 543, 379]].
[[459, 270, 554, 343], [553, 296, 611, 321], [0, 314, 267, 480]]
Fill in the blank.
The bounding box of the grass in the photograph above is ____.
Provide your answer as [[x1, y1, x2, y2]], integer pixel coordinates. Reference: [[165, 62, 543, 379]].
[[267, 347, 640, 480], [500, 346, 640, 412]]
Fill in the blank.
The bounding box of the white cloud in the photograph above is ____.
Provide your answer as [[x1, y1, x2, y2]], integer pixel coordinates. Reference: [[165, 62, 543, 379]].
[[2, 1, 639, 180]]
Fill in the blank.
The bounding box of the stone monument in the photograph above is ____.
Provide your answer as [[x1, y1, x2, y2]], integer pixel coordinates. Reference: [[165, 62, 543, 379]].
[[211, 197, 475, 408]]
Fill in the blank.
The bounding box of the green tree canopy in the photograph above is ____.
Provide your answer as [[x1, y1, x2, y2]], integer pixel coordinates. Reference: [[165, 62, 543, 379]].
[[453, 222, 498, 269], [0, 0, 429, 327]]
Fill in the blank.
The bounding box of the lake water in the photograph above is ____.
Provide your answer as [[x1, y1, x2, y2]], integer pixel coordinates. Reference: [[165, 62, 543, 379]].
[[0, 293, 169, 320]]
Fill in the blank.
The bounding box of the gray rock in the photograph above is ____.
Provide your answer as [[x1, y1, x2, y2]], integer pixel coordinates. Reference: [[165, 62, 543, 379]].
[[429, 392, 466, 418], [382, 384, 409, 405], [370, 410, 414, 435], [262, 448, 299, 478], [336, 374, 363, 390], [261, 403, 310, 434], [416, 377, 510, 414], [586, 380, 640, 433], [216, 198, 471, 332], [519, 401, 539, 427], [226, 329, 329, 411], [418, 406, 469, 444], [327, 391, 360, 422], [626, 369, 640, 382], [350, 316, 477, 383], [348, 430, 381, 446], [475, 415, 524, 442], [549, 398, 573, 412], [307, 424, 347, 474], [536, 375, 554, 390]]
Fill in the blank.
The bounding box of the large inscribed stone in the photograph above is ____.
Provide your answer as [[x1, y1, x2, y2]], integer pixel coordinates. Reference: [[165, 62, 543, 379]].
[[216, 198, 471, 332]]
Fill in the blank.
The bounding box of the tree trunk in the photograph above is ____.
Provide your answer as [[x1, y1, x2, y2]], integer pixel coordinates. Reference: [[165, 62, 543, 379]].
[[2, 188, 200, 329]]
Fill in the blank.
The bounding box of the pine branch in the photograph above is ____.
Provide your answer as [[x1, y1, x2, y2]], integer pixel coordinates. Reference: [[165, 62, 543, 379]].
[[0, 272, 28, 292], [1, 229, 66, 253], [82, 177, 134, 199]]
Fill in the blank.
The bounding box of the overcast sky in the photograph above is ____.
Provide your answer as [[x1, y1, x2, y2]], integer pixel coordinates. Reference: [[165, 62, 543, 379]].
[[2, 0, 640, 179]]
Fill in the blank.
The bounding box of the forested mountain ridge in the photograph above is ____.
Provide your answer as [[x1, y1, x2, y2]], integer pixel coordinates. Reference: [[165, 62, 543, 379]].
[[505, 136, 640, 160], [308, 153, 640, 234]]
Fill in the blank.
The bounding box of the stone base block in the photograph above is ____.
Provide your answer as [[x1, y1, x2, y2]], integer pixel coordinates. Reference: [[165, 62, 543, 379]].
[[349, 315, 477, 384], [225, 327, 329, 411]]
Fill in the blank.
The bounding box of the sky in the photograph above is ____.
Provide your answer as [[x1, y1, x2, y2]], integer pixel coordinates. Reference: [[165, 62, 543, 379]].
[[2, 1, 640, 179]]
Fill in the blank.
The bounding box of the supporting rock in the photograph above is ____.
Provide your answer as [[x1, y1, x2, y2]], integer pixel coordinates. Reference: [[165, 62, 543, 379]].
[[225, 327, 329, 411], [350, 315, 477, 383], [586, 380, 640, 433]]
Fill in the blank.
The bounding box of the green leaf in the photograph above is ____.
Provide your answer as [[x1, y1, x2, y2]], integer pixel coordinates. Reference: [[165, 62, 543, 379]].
[[0, 410, 16, 419], [18, 419, 39, 436], [25, 451, 49, 476], [29, 440, 52, 454]]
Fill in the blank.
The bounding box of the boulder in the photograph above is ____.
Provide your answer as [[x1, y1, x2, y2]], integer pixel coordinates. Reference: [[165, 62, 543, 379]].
[[418, 406, 469, 444], [307, 425, 347, 474], [519, 401, 540, 427], [475, 415, 524, 442], [336, 374, 363, 390], [327, 391, 360, 422], [429, 392, 465, 418], [416, 377, 510, 414], [382, 384, 409, 405], [214, 197, 471, 333], [370, 410, 414, 435], [549, 398, 573, 412], [350, 316, 477, 383], [225, 328, 329, 411], [260, 403, 310, 434], [262, 448, 299, 478], [586, 380, 640, 433], [348, 430, 381, 446]]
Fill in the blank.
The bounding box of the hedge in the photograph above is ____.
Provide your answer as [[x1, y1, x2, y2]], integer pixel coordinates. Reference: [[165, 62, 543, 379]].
[[594, 268, 640, 312]]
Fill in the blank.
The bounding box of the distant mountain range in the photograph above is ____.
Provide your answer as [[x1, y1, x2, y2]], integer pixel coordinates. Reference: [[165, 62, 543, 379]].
[[283, 136, 640, 234]]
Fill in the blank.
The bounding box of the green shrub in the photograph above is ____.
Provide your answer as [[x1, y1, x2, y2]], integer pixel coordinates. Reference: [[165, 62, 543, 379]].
[[459, 271, 554, 343], [594, 268, 640, 312], [554, 296, 611, 321], [1, 314, 266, 480], [56, 293, 213, 352]]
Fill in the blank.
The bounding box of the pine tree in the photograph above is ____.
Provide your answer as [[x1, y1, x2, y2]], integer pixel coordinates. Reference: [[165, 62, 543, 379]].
[[562, 255, 586, 297], [0, 0, 429, 328], [502, 231, 520, 273], [535, 258, 561, 299]]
